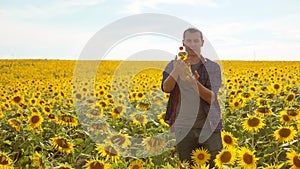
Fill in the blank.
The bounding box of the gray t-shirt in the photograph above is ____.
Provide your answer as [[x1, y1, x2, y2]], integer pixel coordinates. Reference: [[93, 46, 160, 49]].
[[174, 61, 207, 129]]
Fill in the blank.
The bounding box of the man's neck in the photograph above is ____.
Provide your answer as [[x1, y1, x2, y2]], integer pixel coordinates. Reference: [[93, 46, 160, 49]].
[[188, 54, 205, 65]]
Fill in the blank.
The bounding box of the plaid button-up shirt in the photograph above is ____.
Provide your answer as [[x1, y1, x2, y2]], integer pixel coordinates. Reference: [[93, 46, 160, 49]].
[[161, 58, 223, 132]]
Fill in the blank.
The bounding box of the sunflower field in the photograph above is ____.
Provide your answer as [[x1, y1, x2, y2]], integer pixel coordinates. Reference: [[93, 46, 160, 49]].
[[0, 59, 299, 169]]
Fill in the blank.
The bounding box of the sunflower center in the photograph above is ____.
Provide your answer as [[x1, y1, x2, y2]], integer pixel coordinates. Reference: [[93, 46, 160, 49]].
[[286, 94, 295, 101], [259, 100, 267, 105], [57, 139, 70, 148], [0, 155, 8, 165], [31, 115, 40, 124], [76, 93, 82, 99], [220, 151, 231, 162], [279, 128, 291, 138], [287, 110, 297, 116], [132, 165, 140, 169], [234, 102, 239, 107], [135, 114, 145, 123], [293, 156, 300, 167], [105, 146, 117, 156], [224, 135, 233, 144], [90, 162, 104, 169], [243, 153, 253, 164], [111, 135, 125, 146], [282, 115, 290, 122], [114, 106, 123, 114], [248, 118, 259, 127], [257, 107, 268, 113], [274, 84, 280, 90], [197, 153, 205, 160], [45, 107, 51, 113], [137, 93, 144, 98], [13, 96, 22, 103]]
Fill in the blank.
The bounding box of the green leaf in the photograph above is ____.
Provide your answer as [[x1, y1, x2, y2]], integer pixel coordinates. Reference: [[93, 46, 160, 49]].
[[3, 140, 12, 145]]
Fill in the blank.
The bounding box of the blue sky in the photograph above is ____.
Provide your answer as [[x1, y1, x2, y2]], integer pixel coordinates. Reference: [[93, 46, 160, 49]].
[[0, 0, 299, 60]]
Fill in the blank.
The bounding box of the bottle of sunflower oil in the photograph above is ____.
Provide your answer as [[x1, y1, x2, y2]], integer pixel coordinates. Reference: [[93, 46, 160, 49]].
[[178, 46, 192, 80]]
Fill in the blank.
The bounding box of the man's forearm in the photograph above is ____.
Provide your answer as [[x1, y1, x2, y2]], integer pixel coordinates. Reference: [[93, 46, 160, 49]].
[[163, 71, 178, 93], [195, 81, 215, 104]]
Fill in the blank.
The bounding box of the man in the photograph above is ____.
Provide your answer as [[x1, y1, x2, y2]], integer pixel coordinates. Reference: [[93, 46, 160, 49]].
[[161, 27, 223, 167]]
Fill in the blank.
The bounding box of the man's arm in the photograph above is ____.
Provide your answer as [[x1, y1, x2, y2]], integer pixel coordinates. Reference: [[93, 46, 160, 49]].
[[163, 70, 178, 93], [192, 70, 215, 104]]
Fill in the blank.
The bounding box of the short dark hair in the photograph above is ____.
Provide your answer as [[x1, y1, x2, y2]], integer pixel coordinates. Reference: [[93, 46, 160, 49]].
[[183, 27, 203, 40]]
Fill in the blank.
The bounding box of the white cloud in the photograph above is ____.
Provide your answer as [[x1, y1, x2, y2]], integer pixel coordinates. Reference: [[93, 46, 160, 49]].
[[0, 18, 93, 59], [122, 0, 218, 14], [1, 0, 106, 19]]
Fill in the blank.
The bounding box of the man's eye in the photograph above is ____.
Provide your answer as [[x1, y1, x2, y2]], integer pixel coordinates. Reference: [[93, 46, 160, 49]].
[[194, 39, 199, 43]]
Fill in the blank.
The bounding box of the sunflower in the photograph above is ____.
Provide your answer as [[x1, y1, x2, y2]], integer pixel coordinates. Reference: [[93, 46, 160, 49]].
[[105, 133, 131, 149], [274, 126, 297, 143], [285, 93, 296, 104], [229, 97, 245, 110], [286, 149, 300, 169], [255, 107, 273, 116], [47, 113, 58, 123], [17, 111, 28, 120], [191, 163, 210, 169], [96, 144, 120, 163], [130, 113, 148, 126], [83, 159, 111, 169], [51, 137, 74, 154], [157, 112, 169, 127], [56, 163, 74, 169], [96, 100, 109, 110], [86, 108, 104, 118], [57, 114, 78, 128], [29, 97, 38, 106], [31, 151, 45, 169], [110, 104, 126, 118], [136, 100, 151, 111], [116, 92, 126, 101], [8, 118, 21, 132], [214, 147, 236, 169], [242, 115, 265, 132], [256, 98, 269, 107], [191, 147, 211, 165], [2, 101, 11, 110], [11, 95, 24, 106], [286, 109, 300, 119], [28, 111, 44, 130], [41, 104, 52, 114], [129, 160, 145, 169], [237, 147, 258, 169], [248, 85, 257, 94], [87, 122, 110, 133], [262, 163, 285, 169], [270, 83, 282, 93], [135, 91, 146, 101], [142, 136, 166, 153], [0, 152, 13, 169], [241, 92, 253, 100], [221, 131, 237, 147], [279, 110, 293, 124]]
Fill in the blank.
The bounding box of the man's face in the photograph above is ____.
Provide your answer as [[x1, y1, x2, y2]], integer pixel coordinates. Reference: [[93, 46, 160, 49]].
[[182, 31, 204, 57]]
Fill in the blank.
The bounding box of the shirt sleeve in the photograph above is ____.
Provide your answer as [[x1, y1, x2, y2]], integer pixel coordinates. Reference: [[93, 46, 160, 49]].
[[207, 61, 222, 96]]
